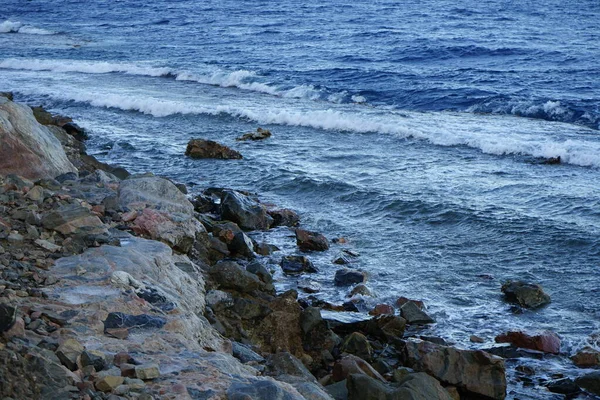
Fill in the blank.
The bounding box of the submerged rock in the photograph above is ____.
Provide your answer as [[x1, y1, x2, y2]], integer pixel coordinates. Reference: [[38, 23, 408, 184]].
[[572, 347, 600, 368], [501, 280, 551, 309], [236, 127, 272, 141], [185, 138, 242, 159]]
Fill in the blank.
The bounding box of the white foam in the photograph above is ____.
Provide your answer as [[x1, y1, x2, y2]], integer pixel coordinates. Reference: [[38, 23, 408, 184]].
[[0, 58, 171, 76], [0, 20, 54, 35]]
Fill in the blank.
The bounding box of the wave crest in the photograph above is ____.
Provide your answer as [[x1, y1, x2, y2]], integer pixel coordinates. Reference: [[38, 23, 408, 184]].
[[0, 20, 54, 35]]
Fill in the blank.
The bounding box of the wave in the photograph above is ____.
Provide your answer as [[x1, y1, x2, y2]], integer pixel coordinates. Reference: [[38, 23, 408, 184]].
[[0, 20, 54, 35], [23, 88, 600, 168]]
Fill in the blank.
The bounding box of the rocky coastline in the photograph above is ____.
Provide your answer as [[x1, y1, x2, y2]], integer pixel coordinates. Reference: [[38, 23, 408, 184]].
[[0, 93, 599, 400]]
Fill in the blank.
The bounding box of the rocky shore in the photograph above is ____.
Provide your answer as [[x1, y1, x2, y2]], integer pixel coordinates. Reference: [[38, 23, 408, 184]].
[[1, 93, 599, 400]]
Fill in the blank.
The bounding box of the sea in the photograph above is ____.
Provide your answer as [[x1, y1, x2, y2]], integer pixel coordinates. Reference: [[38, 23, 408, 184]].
[[1, 0, 599, 398]]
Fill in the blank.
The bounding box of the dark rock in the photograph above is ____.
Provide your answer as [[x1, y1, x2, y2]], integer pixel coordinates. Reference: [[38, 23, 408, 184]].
[[62, 122, 88, 141], [546, 378, 581, 395], [572, 346, 600, 367], [209, 260, 262, 293], [81, 350, 108, 372], [268, 208, 300, 227], [185, 139, 242, 159], [192, 194, 219, 213], [246, 260, 273, 283], [541, 156, 561, 165], [136, 287, 176, 312], [324, 380, 348, 400], [0, 304, 17, 332], [221, 190, 272, 230], [295, 228, 329, 251], [212, 221, 243, 243], [334, 268, 366, 286], [254, 241, 279, 256], [347, 372, 453, 400], [103, 312, 166, 332], [229, 231, 256, 259], [333, 255, 351, 265], [494, 330, 560, 354], [340, 332, 373, 361], [575, 371, 600, 396], [400, 301, 434, 324], [236, 127, 272, 141], [281, 255, 318, 275], [266, 352, 316, 382], [0, 92, 14, 101], [56, 338, 84, 371], [232, 342, 265, 364], [501, 280, 551, 309], [330, 315, 406, 342], [31, 106, 54, 125]]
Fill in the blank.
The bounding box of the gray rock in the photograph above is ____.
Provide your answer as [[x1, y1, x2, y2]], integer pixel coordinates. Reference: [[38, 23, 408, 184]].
[[227, 379, 305, 400], [221, 190, 272, 230], [185, 138, 243, 159], [501, 280, 551, 309], [281, 255, 318, 275], [347, 372, 453, 400], [229, 231, 256, 258], [325, 380, 348, 400], [42, 203, 107, 235], [247, 260, 274, 283], [209, 260, 262, 293], [118, 175, 194, 215], [575, 371, 600, 396], [400, 301, 434, 324], [267, 352, 316, 382], [232, 342, 265, 364], [340, 332, 373, 362], [334, 268, 366, 286]]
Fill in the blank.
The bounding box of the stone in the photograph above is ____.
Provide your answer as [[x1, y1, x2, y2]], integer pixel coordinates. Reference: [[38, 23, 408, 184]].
[[62, 122, 88, 141], [246, 260, 274, 284], [42, 204, 107, 235], [334, 268, 366, 286], [213, 221, 243, 243], [349, 284, 372, 297], [34, 239, 61, 252], [298, 279, 322, 294], [25, 185, 45, 202], [118, 175, 194, 215], [104, 312, 167, 332], [575, 371, 600, 396], [495, 331, 560, 354], [232, 342, 265, 364], [227, 379, 304, 400], [221, 190, 272, 230], [2, 317, 24, 339], [0, 92, 14, 101], [332, 355, 386, 383], [31, 106, 54, 125], [185, 138, 242, 159], [501, 280, 551, 309], [572, 346, 600, 367], [55, 171, 79, 183], [131, 207, 203, 253], [546, 378, 581, 395], [56, 338, 84, 371], [347, 372, 453, 400], [0, 100, 77, 179], [209, 261, 262, 293], [229, 231, 256, 258], [399, 339, 506, 400], [268, 208, 300, 227], [95, 376, 125, 392], [470, 335, 485, 343], [396, 297, 425, 309], [333, 255, 351, 265], [135, 363, 160, 380], [400, 301, 435, 324], [340, 332, 373, 361], [267, 352, 316, 382], [369, 304, 394, 316], [81, 350, 107, 371], [281, 255, 318, 275], [236, 127, 272, 141], [0, 304, 17, 332], [295, 228, 329, 251]]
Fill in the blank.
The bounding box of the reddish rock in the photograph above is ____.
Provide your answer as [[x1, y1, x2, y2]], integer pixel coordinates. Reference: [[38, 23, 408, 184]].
[[369, 304, 395, 316], [571, 347, 600, 367], [495, 331, 560, 354], [185, 139, 242, 159], [295, 228, 329, 251], [396, 296, 425, 310]]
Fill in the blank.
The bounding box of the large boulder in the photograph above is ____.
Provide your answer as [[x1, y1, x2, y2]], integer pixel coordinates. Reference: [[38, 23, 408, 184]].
[[118, 175, 194, 215], [399, 339, 506, 400], [494, 331, 560, 354], [575, 371, 600, 396], [501, 280, 551, 309], [185, 139, 242, 159], [346, 372, 453, 400], [0, 99, 76, 179], [221, 190, 272, 230], [209, 260, 263, 293]]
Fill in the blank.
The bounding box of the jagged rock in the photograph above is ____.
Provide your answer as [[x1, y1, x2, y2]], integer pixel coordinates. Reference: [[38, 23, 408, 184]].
[[232, 342, 265, 364], [546, 378, 581, 395], [295, 228, 329, 251], [347, 372, 453, 400], [281, 255, 318, 275], [104, 312, 166, 332], [340, 332, 373, 362], [95, 376, 125, 392], [332, 355, 386, 383], [495, 331, 560, 354], [221, 190, 272, 230], [400, 301, 434, 324], [229, 231, 256, 258], [42, 203, 107, 235], [369, 304, 394, 316], [56, 338, 84, 371], [0, 304, 17, 332], [236, 127, 272, 141], [575, 371, 600, 396], [0, 99, 77, 179], [572, 347, 600, 367], [118, 175, 194, 215], [334, 268, 366, 286], [267, 352, 316, 382], [399, 339, 506, 400], [501, 280, 551, 309], [268, 208, 300, 227], [135, 364, 160, 380], [209, 260, 263, 293], [62, 122, 88, 142], [185, 139, 242, 159], [81, 350, 107, 371]]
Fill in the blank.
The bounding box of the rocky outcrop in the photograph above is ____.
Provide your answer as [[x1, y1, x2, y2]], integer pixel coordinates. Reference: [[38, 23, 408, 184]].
[[0, 98, 76, 179], [501, 280, 551, 309], [185, 138, 242, 159]]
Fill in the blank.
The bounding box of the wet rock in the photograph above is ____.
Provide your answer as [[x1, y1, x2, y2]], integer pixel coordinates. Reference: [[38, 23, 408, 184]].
[[494, 331, 560, 354], [255, 241, 279, 256], [42, 203, 107, 235], [281, 255, 318, 275], [268, 208, 300, 227], [333, 255, 351, 265], [470, 335, 485, 343], [298, 279, 322, 294], [246, 260, 274, 284], [349, 284, 372, 297], [0, 99, 77, 179], [295, 228, 329, 251], [330, 315, 406, 342], [212, 221, 243, 243], [340, 332, 373, 361], [332, 354, 386, 383], [232, 342, 265, 364], [575, 371, 600, 396], [209, 260, 263, 293], [572, 346, 600, 367], [400, 301, 435, 324], [347, 372, 453, 400], [0, 304, 17, 332], [104, 312, 167, 333], [546, 378, 581, 395], [81, 350, 108, 371], [501, 280, 551, 309], [62, 122, 88, 141], [369, 304, 394, 316], [334, 268, 366, 286], [229, 231, 256, 259], [236, 127, 272, 141], [185, 138, 242, 159], [96, 375, 125, 393], [56, 338, 84, 371], [399, 339, 506, 400], [221, 190, 272, 230], [135, 363, 160, 380], [118, 174, 194, 215]]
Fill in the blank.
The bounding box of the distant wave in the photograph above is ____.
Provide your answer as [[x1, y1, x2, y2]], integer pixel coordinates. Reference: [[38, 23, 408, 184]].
[[0, 58, 361, 104], [0, 20, 54, 35], [25, 88, 600, 168]]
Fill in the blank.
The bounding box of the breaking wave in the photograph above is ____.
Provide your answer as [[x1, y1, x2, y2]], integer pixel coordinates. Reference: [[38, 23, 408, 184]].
[[0, 20, 54, 35]]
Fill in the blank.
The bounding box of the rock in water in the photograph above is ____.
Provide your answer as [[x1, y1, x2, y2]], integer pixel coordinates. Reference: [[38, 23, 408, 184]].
[[221, 190, 272, 230], [295, 228, 329, 251], [185, 139, 242, 159], [501, 280, 551, 309], [281, 255, 318, 275], [236, 127, 272, 141], [334, 268, 366, 286], [0, 98, 77, 179], [494, 330, 560, 354], [575, 371, 600, 396]]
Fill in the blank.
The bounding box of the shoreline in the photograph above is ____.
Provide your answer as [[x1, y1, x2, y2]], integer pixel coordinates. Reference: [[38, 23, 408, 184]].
[[0, 94, 597, 399]]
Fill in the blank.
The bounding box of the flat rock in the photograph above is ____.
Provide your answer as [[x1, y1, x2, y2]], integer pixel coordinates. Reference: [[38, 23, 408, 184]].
[[104, 312, 166, 332], [186, 139, 242, 159], [118, 175, 194, 215]]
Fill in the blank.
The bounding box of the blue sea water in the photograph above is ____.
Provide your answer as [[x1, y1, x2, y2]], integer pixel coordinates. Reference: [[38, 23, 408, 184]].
[[1, 0, 600, 398]]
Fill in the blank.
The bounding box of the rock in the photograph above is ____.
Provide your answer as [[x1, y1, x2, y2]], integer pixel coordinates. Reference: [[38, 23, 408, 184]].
[[25, 185, 45, 202], [281, 255, 318, 275], [0, 99, 77, 179], [495, 331, 560, 354], [2, 317, 24, 339], [246, 261, 274, 284], [541, 156, 561, 165], [95, 376, 125, 393], [349, 284, 372, 297], [7, 232, 24, 242], [81, 350, 107, 372], [267, 352, 316, 382], [0, 304, 17, 332], [255, 241, 279, 256], [221, 190, 272, 230], [268, 208, 300, 227], [340, 332, 373, 361], [575, 371, 600, 396], [501, 280, 551, 309], [295, 228, 329, 251], [333, 255, 351, 265], [185, 139, 242, 159], [470, 335, 485, 343], [135, 364, 160, 380], [227, 379, 304, 400], [298, 279, 322, 294], [347, 372, 453, 400], [334, 268, 366, 286], [330, 315, 406, 342], [118, 175, 194, 215], [229, 231, 256, 258], [399, 339, 506, 400], [572, 346, 600, 367], [209, 260, 262, 293], [369, 304, 394, 316], [236, 127, 272, 141], [546, 378, 581, 395], [232, 342, 265, 364], [56, 338, 84, 371], [62, 122, 88, 141], [213, 221, 243, 243], [42, 204, 107, 235], [34, 239, 61, 252], [103, 312, 167, 332], [400, 301, 435, 324], [332, 355, 386, 383], [395, 297, 425, 309], [0, 92, 13, 101], [55, 171, 78, 183]]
